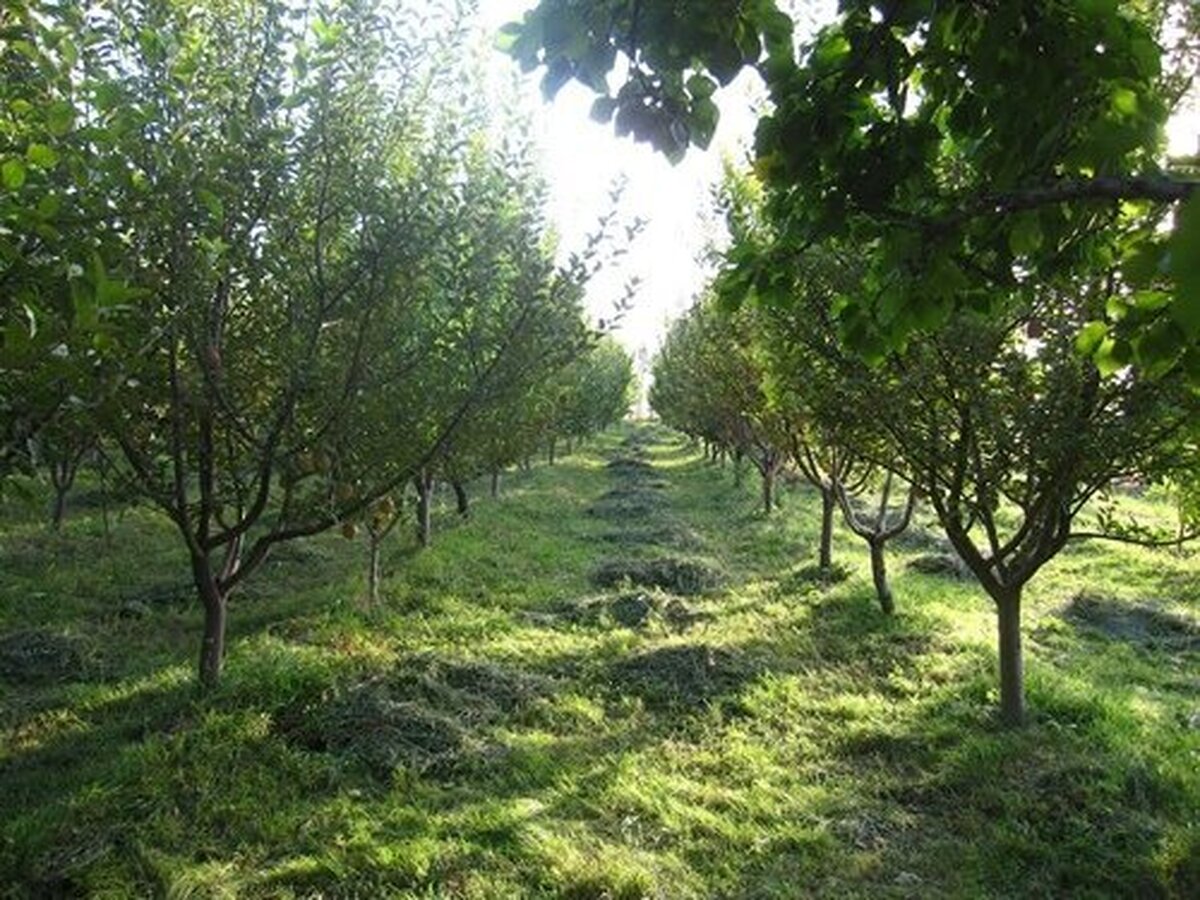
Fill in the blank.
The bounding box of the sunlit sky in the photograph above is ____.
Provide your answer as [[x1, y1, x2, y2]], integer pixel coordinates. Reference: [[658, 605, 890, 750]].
[[474, 1, 1199, 371]]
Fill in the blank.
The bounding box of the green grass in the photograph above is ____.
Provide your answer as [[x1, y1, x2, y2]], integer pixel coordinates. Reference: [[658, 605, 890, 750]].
[[1, 425, 1197, 898]]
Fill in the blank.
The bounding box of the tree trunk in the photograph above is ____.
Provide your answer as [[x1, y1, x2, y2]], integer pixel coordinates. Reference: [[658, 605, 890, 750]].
[[367, 538, 382, 606], [870, 539, 894, 615], [996, 589, 1024, 726], [192, 555, 228, 689], [415, 471, 433, 548], [50, 483, 69, 531], [761, 467, 775, 515], [490, 470, 500, 499], [819, 488, 835, 570], [548, 438, 557, 466], [49, 458, 77, 530], [452, 480, 470, 518]]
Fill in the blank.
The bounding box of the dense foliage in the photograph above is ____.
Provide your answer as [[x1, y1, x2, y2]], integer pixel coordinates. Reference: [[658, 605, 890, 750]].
[[0, 0, 635, 685]]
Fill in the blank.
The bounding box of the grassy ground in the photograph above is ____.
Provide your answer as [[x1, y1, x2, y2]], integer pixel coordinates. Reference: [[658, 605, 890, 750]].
[[1, 425, 1197, 898]]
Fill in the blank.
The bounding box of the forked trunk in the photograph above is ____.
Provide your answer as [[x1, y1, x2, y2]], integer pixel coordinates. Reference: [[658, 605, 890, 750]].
[[869, 539, 893, 615], [49, 458, 77, 531], [996, 589, 1024, 726], [819, 488, 835, 571]]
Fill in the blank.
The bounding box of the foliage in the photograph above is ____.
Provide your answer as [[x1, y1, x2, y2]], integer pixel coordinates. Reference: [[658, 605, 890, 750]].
[[507, 0, 1199, 376]]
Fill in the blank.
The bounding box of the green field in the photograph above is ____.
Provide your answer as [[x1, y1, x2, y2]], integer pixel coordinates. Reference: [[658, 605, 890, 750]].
[[2, 425, 1197, 898]]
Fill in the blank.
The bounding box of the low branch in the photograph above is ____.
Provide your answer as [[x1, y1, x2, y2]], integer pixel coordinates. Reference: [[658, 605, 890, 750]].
[[1067, 529, 1200, 549]]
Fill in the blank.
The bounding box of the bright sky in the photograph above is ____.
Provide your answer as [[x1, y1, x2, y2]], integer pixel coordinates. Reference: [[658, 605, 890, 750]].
[[475, 1, 1199, 374], [474, 1, 817, 373]]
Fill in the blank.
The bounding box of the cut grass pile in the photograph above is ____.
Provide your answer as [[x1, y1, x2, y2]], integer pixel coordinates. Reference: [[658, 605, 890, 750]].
[[1, 423, 1197, 897]]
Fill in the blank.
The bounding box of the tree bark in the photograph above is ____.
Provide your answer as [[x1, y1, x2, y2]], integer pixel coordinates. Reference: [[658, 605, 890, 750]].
[[367, 538, 382, 606], [870, 539, 894, 615], [996, 589, 1024, 726], [490, 470, 500, 499], [761, 467, 775, 515], [414, 471, 433, 548], [192, 554, 228, 689], [49, 457, 78, 531], [50, 484, 69, 531], [819, 488, 835, 570], [452, 480, 470, 518]]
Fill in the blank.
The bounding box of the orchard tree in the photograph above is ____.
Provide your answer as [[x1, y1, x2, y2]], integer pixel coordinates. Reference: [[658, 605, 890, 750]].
[[549, 337, 637, 451], [875, 287, 1195, 723], [651, 297, 788, 514], [50, 0, 566, 687], [504, 0, 1199, 378], [0, 2, 134, 483]]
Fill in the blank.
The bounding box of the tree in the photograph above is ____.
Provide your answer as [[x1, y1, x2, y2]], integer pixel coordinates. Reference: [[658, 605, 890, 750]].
[[504, 0, 1199, 378], [34, 0, 569, 686], [0, 1, 133, 484], [826, 281, 1194, 724], [651, 297, 788, 515]]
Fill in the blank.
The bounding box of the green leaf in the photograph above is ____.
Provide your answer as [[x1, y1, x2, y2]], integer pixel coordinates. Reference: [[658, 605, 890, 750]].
[[1132, 317, 1184, 376], [197, 188, 225, 225], [1, 159, 27, 190], [1168, 192, 1200, 338], [1075, 320, 1108, 356], [690, 97, 719, 150], [36, 194, 61, 219], [1094, 336, 1131, 376], [1007, 214, 1043, 256], [590, 96, 617, 124], [494, 22, 522, 53], [687, 73, 717, 100], [1121, 239, 1167, 286], [25, 143, 58, 169], [45, 100, 75, 136], [1110, 87, 1138, 117]]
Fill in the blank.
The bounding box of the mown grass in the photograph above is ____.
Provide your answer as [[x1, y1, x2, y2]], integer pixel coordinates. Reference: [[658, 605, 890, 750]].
[[1, 425, 1197, 898]]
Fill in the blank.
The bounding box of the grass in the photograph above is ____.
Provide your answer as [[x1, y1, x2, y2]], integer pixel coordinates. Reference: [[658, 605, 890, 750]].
[[1, 424, 1197, 898]]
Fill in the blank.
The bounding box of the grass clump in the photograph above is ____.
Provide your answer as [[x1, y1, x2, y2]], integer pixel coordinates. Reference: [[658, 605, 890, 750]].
[[906, 552, 973, 580], [0, 629, 85, 683], [607, 643, 754, 711], [1061, 593, 1197, 649], [276, 655, 552, 780], [591, 557, 723, 595]]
